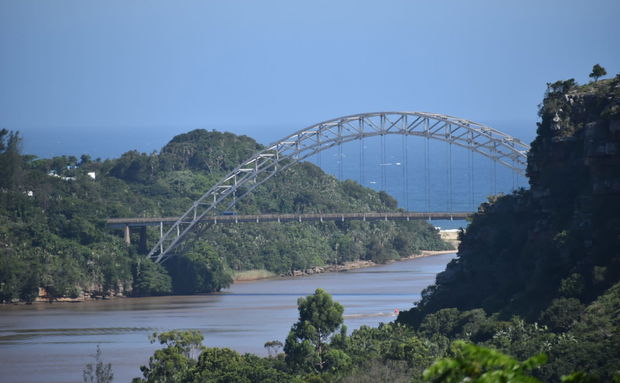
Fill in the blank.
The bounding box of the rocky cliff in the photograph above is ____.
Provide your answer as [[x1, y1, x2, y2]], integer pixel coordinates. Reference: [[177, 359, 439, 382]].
[[399, 75, 620, 324]]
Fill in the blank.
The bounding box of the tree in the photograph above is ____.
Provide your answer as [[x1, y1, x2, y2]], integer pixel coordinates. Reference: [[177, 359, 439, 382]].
[[192, 348, 295, 383], [83, 345, 114, 383], [0, 130, 23, 189], [163, 242, 232, 294], [264, 340, 284, 358], [132, 260, 172, 297], [80, 154, 92, 166], [539, 298, 584, 332], [133, 330, 204, 383], [0, 128, 7, 151], [284, 288, 345, 373], [589, 64, 607, 82], [423, 340, 547, 383]]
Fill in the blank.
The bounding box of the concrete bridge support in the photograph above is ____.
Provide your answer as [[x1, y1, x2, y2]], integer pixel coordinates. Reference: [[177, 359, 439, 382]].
[[123, 225, 149, 254], [124, 225, 131, 245]]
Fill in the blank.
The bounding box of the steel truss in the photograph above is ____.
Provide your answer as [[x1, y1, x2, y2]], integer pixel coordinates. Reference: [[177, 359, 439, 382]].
[[148, 112, 530, 263]]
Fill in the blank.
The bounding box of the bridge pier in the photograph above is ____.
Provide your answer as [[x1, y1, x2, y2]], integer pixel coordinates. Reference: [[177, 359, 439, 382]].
[[139, 226, 148, 254], [124, 225, 131, 245], [123, 225, 148, 254]]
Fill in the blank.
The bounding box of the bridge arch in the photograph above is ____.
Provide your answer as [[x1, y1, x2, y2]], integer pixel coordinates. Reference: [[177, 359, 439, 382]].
[[149, 112, 530, 262]]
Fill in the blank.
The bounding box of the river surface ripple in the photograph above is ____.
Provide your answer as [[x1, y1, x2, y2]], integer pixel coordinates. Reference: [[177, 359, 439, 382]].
[[0, 253, 456, 383]]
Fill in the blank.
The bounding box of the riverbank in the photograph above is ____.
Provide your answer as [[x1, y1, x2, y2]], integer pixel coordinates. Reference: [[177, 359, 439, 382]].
[[8, 235, 459, 303], [235, 248, 458, 281], [235, 231, 460, 281], [3, 249, 457, 305]]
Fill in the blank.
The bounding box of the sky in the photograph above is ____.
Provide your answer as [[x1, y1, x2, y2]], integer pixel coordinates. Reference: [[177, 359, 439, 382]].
[[1, 0, 619, 159]]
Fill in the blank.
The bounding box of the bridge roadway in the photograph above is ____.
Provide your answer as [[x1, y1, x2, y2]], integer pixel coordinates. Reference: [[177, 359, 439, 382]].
[[107, 211, 472, 229], [108, 211, 472, 249]]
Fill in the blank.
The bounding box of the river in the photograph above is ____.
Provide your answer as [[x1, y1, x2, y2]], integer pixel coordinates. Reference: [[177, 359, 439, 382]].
[[0, 253, 456, 383]]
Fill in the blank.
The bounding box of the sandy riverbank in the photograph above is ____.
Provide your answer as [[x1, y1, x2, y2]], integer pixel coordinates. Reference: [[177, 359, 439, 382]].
[[237, 229, 462, 281], [234, 248, 458, 282]]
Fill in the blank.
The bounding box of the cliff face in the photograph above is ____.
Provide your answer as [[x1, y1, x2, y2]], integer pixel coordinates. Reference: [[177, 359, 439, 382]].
[[528, 78, 620, 303], [400, 76, 620, 324]]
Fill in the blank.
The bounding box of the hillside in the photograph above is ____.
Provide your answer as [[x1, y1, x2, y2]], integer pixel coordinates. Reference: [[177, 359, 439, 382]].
[[0, 129, 449, 302], [395, 75, 620, 379]]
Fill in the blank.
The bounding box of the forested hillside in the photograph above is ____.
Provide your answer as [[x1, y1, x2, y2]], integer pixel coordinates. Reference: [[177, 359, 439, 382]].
[[0, 129, 449, 302], [395, 75, 620, 380]]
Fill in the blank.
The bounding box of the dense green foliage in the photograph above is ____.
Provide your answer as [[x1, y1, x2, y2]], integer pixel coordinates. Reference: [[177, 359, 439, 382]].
[[396, 76, 620, 380], [164, 242, 232, 295], [399, 76, 620, 323], [0, 129, 448, 302], [133, 330, 205, 383], [284, 288, 347, 374], [423, 340, 547, 383], [134, 330, 299, 383], [134, 286, 620, 382], [0, 129, 136, 302]]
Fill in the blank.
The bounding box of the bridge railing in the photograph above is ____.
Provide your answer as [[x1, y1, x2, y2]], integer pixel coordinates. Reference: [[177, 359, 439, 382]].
[[107, 211, 474, 229]]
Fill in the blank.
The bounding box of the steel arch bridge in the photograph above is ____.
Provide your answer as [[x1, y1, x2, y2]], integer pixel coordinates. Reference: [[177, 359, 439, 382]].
[[148, 111, 530, 263]]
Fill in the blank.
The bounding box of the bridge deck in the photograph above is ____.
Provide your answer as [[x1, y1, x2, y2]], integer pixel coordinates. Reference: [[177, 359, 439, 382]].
[[107, 211, 472, 228]]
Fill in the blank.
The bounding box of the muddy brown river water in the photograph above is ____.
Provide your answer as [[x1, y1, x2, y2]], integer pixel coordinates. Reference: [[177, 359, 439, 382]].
[[0, 253, 456, 383]]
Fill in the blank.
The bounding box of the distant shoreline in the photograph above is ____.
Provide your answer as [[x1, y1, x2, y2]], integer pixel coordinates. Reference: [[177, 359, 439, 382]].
[[6, 242, 459, 304], [235, 249, 458, 282], [235, 229, 460, 282]]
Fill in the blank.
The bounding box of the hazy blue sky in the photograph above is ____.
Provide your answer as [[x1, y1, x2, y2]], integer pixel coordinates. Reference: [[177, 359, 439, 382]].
[[1, 0, 619, 158]]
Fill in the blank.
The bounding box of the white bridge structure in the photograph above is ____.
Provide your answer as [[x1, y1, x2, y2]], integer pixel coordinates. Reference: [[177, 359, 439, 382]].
[[115, 112, 530, 263]]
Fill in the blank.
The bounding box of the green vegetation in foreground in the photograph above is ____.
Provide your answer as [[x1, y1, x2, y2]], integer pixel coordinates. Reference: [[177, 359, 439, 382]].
[[0, 128, 450, 302], [131, 70, 620, 382], [131, 286, 620, 382]]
